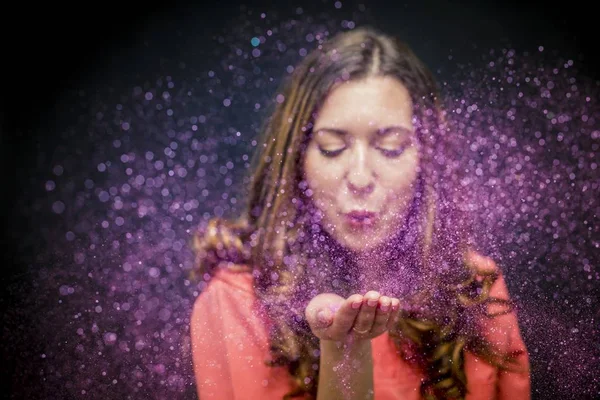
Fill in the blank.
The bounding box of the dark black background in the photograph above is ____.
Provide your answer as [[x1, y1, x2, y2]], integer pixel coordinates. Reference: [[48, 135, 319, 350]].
[[1, 0, 598, 398]]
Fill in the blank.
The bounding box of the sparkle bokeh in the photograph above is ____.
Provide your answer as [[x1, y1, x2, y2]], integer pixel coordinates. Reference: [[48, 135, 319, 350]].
[[2, 1, 599, 399]]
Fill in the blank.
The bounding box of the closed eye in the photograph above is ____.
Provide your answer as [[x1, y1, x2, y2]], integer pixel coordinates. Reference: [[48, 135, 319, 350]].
[[378, 146, 406, 158], [319, 146, 407, 158], [318, 147, 345, 157]]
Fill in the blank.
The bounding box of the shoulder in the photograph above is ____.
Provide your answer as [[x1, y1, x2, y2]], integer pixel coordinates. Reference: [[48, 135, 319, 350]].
[[465, 249, 510, 301], [191, 263, 256, 320], [464, 251, 531, 386], [465, 250, 528, 350], [190, 264, 272, 351], [198, 262, 254, 295], [465, 249, 499, 276]]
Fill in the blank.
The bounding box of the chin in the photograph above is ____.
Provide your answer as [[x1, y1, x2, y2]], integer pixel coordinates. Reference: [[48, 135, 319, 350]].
[[322, 219, 388, 253], [338, 234, 384, 254]]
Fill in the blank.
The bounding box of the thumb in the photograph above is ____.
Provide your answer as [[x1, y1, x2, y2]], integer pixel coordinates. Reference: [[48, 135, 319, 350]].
[[316, 308, 333, 327]]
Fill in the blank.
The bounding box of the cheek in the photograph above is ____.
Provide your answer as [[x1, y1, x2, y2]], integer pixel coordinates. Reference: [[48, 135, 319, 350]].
[[303, 150, 343, 191], [303, 152, 343, 215], [380, 155, 419, 196]]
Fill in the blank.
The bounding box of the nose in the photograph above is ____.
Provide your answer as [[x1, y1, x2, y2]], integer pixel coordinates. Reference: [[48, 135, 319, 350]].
[[346, 147, 375, 195]]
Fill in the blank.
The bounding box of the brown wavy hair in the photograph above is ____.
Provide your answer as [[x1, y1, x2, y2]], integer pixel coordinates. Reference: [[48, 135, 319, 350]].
[[192, 26, 526, 399]]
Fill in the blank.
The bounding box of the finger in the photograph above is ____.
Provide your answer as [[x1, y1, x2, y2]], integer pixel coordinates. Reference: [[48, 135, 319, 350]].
[[330, 294, 363, 332], [386, 298, 401, 331], [353, 290, 379, 333], [389, 297, 400, 313], [315, 308, 333, 329], [372, 296, 392, 333]]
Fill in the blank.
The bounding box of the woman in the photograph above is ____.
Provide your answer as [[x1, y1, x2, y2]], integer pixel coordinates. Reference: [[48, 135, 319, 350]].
[[190, 26, 530, 399]]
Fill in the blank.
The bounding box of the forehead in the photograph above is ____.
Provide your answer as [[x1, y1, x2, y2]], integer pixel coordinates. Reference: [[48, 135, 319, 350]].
[[313, 76, 413, 131]]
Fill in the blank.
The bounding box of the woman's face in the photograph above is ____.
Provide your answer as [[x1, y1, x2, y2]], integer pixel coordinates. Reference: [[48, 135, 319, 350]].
[[303, 75, 420, 254]]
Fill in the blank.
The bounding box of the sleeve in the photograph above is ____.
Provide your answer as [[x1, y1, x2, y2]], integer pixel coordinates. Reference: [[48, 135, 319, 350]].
[[468, 251, 531, 400], [190, 278, 235, 399], [189, 272, 294, 399], [488, 273, 531, 400]]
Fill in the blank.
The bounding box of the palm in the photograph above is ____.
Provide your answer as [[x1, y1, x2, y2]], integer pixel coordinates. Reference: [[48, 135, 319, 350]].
[[305, 291, 400, 341]]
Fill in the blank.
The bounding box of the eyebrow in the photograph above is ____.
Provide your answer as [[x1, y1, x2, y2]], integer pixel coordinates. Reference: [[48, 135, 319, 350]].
[[313, 125, 413, 137]]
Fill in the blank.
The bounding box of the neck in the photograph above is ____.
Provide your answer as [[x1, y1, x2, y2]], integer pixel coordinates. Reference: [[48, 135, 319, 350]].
[[354, 246, 392, 294], [353, 236, 419, 297]]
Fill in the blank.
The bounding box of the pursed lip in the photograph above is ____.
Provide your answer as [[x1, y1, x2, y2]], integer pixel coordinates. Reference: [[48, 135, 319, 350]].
[[343, 210, 378, 227], [344, 210, 378, 219]]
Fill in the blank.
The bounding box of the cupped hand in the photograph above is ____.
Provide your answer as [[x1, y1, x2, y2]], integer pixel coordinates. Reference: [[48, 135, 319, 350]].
[[305, 291, 400, 342]]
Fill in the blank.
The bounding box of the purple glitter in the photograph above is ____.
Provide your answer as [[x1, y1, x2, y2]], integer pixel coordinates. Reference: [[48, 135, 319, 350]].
[[4, 3, 599, 400]]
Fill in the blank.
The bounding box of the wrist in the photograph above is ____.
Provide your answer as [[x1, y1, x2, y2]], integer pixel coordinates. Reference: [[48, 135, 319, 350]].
[[318, 336, 374, 397], [321, 336, 371, 356]]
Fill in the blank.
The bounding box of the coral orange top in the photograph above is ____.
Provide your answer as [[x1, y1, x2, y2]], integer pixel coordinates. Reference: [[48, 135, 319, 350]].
[[190, 254, 530, 399]]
